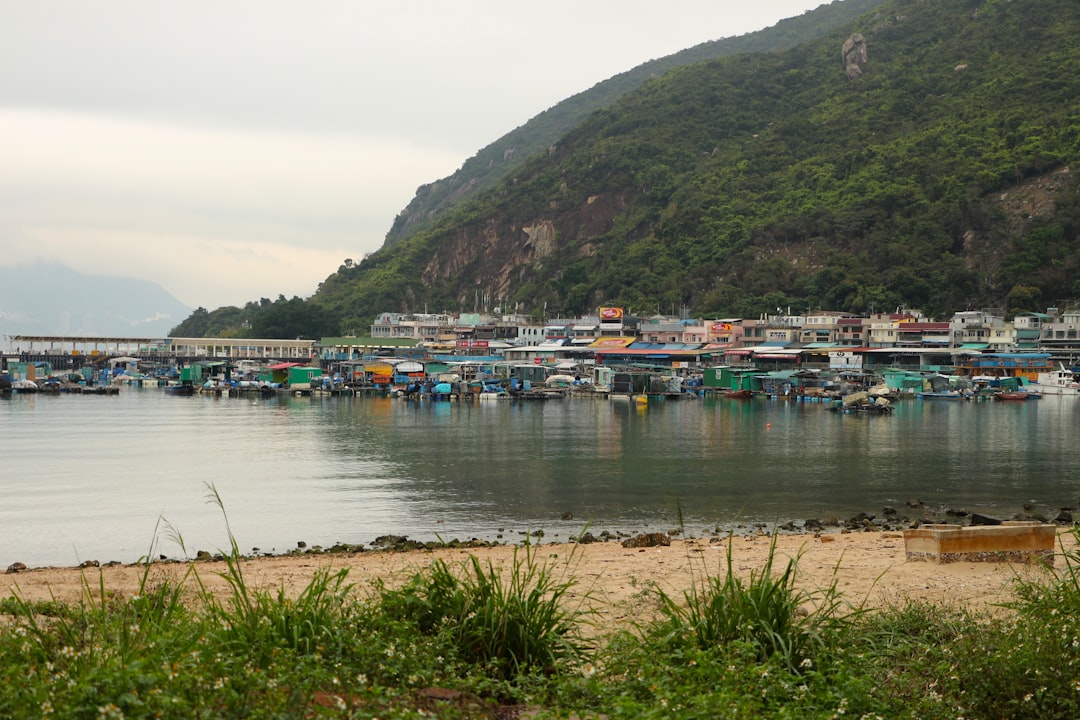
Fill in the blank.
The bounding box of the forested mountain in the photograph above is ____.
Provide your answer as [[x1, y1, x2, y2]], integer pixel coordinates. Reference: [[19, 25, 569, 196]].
[[175, 0, 1080, 338], [383, 0, 889, 249]]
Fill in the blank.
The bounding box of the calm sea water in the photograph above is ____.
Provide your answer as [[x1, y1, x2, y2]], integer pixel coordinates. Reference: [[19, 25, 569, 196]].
[[1, 389, 1077, 568]]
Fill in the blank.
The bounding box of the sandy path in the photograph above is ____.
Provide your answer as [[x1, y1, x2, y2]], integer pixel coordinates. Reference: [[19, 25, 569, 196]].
[[6, 531, 1076, 619]]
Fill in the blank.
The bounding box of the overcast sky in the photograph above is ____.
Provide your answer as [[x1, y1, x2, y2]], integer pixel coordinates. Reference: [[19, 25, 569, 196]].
[[1, 0, 830, 311]]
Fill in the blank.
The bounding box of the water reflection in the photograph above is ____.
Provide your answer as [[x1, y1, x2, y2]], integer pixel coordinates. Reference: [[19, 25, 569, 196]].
[[1, 391, 1077, 567]]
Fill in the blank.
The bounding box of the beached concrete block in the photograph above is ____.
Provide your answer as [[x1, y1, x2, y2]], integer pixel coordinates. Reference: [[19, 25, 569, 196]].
[[903, 521, 1056, 564]]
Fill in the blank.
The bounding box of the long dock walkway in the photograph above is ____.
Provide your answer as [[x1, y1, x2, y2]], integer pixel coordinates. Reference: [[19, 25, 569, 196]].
[[5, 335, 316, 368]]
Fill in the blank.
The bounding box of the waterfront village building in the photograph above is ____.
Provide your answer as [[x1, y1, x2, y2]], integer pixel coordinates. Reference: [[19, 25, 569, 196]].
[[9, 307, 1080, 378], [1037, 308, 1080, 350], [638, 317, 710, 344], [313, 306, 1080, 375], [867, 313, 918, 348], [304, 306, 1080, 381], [359, 306, 1079, 358], [949, 310, 1016, 351], [894, 320, 951, 348], [1013, 312, 1049, 350], [707, 319, 743, 346], [836, 317, 866, 346], [799, 311, 852, 345], [738, 314, 802, 348]]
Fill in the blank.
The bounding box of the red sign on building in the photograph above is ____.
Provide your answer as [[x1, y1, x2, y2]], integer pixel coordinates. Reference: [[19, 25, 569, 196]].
[[599, 307, 624, 321]]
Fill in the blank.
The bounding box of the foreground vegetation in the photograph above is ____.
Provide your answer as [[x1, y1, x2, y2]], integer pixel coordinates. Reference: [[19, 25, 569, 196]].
[[3, 526, 1079, 718]]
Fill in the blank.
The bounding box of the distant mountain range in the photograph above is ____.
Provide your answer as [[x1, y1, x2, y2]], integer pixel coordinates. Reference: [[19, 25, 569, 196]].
[[0, 263, 191, 340]]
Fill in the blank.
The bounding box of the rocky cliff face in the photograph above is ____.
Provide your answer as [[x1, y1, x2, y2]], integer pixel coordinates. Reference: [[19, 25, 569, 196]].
[[418, 190, 632, 305], [963, 166, 1076, 279]]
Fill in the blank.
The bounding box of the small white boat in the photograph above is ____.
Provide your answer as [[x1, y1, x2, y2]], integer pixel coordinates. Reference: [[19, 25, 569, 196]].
[[10, 379, 39, 393], [1030, 365, 1080, 396]]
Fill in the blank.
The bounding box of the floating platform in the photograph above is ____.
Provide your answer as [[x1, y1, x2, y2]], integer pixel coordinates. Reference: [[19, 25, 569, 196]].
[[32, 384, 120, 395], [903, 521, 1056, 564]]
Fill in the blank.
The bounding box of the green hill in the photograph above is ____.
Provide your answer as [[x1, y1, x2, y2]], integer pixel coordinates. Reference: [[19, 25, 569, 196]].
[[382, 0, 889, 249], [174, 0, 1080, 338]]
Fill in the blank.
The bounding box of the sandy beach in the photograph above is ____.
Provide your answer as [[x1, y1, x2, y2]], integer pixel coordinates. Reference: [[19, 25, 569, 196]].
[[6, 531, 1077, 619]]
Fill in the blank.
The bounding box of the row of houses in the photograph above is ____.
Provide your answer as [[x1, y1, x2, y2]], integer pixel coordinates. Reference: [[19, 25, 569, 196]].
[[344, 306, 1080, 356], [7, 307, 1079, 375]]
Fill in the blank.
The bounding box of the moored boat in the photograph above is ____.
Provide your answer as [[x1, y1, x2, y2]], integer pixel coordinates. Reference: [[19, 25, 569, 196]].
[[993, 391, 1030, 401], [1029, 365, 1080, 396], [164, 381, 196, 396], [917, 391, 971, 400]]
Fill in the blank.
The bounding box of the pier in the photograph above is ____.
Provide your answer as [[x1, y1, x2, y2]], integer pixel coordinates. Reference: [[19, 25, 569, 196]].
[[4, 335, 317, 370]]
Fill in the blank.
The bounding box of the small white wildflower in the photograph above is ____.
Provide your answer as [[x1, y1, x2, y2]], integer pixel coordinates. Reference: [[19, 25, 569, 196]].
[[96, 702, 124, 720]]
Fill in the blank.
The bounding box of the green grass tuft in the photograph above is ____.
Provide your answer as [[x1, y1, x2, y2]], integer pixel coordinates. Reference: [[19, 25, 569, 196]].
[[377, 541, 593, 680]]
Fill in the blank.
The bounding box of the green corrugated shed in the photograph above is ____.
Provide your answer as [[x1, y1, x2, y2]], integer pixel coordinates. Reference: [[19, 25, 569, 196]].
[[703, 366, 759, 391], [287, 366, 323, 386], [180, 364, 209, 382]]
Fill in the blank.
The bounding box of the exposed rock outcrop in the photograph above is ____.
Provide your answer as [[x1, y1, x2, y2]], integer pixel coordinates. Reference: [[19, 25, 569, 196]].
[[621, 532, 671, 548], [842, 33, 868, 79], [418, 188, 632, 308]]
